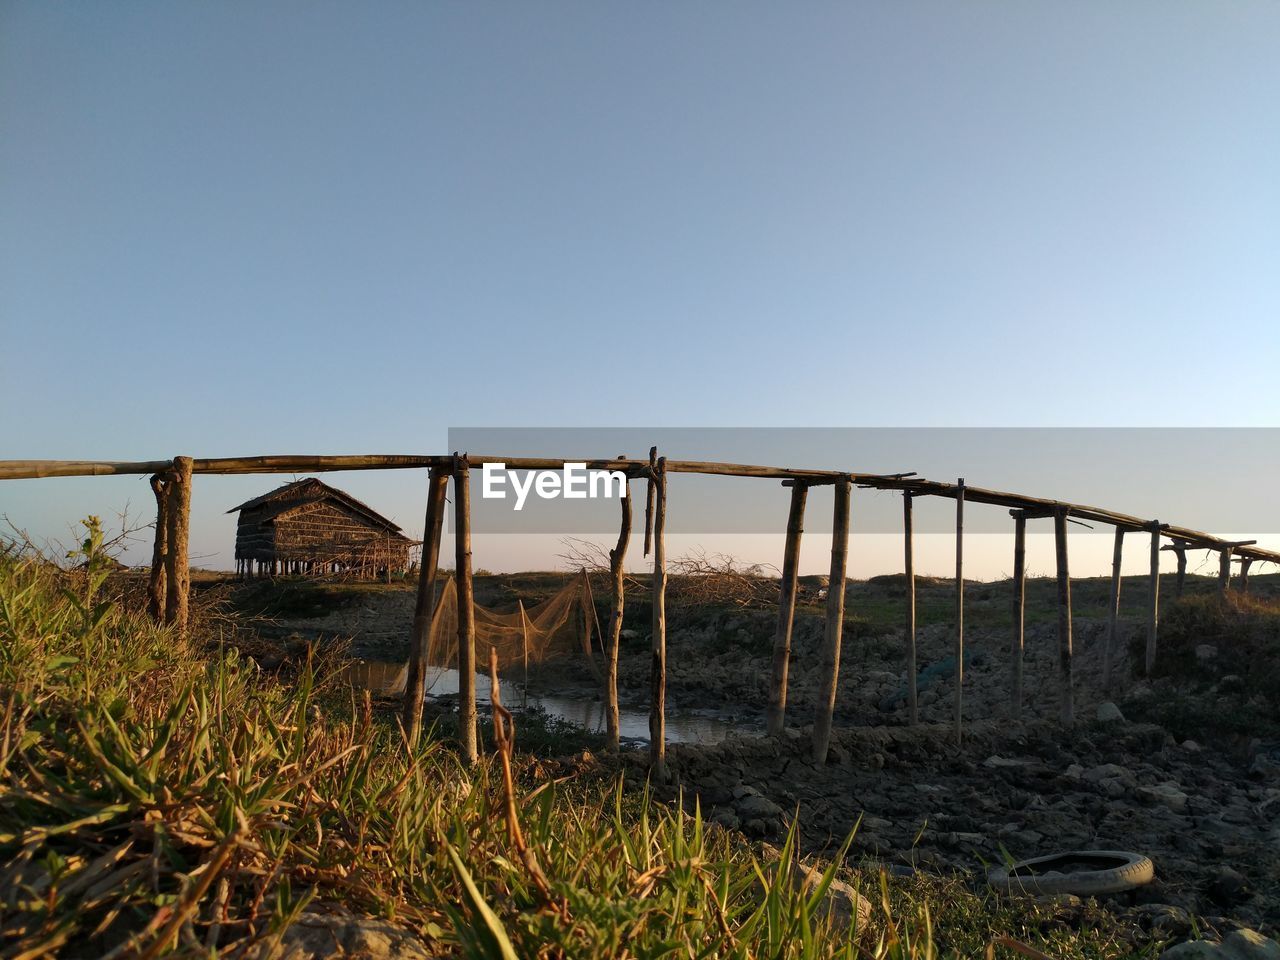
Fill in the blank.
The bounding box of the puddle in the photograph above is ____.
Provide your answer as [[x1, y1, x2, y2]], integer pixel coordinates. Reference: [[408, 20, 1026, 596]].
[[346, 660, 746, 745]]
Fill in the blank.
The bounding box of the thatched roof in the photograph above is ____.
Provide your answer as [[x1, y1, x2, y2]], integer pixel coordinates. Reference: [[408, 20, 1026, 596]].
[[227, 478, 406, 536]]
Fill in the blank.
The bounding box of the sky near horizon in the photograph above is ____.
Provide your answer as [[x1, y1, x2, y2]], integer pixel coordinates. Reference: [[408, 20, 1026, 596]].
[[2, 2, 1278, 577]]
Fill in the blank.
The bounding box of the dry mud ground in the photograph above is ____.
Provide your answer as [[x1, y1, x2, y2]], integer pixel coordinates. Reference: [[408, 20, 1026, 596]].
[[642, 720, 1280, 936], [243, 573, 1280, 937]]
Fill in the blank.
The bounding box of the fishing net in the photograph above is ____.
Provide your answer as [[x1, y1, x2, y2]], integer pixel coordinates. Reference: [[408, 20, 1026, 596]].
[[426, 575, 595, 671], [380, 573, 599, 696]]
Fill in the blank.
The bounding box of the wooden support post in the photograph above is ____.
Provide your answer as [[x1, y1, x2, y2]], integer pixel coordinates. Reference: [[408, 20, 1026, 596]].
[[163, 456, 192, 634], [643, 446, 657, 557], [1103, 527, 1124, 691], [953, 479, 965, 744], [402, 465, 449, 747], [1146, 523, 1161, 676], [1240, 557, 1253, 594], [812, 476, 851, 763], [1218, 548, 1232, 593], [147, 472, 170, 622], [904, 492, 918, 725], [767, 481, 808, 735], [605, 475, 631, 754], [454, 455, 478, 765], [1011, 512, 1026, 720], [1054, 508, 1073, 727], [649, 456, 668, 779], [1174, 544, 1187, 597]]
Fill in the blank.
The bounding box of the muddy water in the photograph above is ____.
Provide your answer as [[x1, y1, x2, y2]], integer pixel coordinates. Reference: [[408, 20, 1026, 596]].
[[346, 660, 745, 745]]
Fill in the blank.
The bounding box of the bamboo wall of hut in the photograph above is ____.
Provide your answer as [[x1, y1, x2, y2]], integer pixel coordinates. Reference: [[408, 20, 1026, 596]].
[[229, 478, 415, 579]]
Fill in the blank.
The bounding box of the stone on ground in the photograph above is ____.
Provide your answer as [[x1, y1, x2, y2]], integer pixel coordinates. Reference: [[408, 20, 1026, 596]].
[[1161, 929, 1280, 960]]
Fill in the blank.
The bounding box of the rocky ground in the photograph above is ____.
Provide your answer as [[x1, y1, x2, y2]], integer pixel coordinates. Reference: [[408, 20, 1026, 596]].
[[614, 604, 1122, 727], [236, 573, 1280, 946], [630, 714, 1280, 938]]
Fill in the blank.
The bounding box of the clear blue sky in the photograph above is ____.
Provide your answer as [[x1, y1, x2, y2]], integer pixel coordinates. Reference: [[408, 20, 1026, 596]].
[[2, 2, 1278, 576]]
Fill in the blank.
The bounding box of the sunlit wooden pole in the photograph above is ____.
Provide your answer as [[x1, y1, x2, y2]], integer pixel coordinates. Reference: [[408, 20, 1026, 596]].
[[1054, 507, 1073, 727], [1146, 523, 1161, 676], [649, 457, 668, 779], [454, 455, 478, 765], [148, 472, 170, 622], [953, 479, 965, 744], [403, 465, 449, 747], [605, 473, 631, 754], [904, 492, 918, 725], [164, 456, 193, 634], [767, 481, 807, 735], [1103, 527, 1124, 691], [1010, 512, 1026, 720], [812, 477, 851, 762]]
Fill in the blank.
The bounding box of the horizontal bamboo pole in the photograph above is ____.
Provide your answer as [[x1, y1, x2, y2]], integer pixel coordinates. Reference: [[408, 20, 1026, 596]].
[[0, 456, 898, 484], [0, 460, 176, 480], [875, 478, 1274, 560], [3, 455, 1278, 565]]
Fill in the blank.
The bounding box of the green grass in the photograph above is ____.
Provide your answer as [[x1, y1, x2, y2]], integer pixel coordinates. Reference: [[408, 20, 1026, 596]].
[[0, 523, 1173, 957], [1124, 589, 1280, 743], [227, 577, 405, 619], [221, 565, 1279, 654]]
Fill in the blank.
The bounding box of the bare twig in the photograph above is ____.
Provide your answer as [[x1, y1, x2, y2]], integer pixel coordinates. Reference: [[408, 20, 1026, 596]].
[[487, 648, 569, 922], [668, 548, 779, 608]]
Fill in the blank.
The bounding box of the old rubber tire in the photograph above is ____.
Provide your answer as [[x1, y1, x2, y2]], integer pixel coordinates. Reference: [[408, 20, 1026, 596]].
[[987, 850, 1154, 896]]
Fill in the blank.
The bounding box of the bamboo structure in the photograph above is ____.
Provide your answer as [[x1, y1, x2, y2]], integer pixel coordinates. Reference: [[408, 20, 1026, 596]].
[[604, 473, 631, 753], [403, 466, 449, 746], [903, 493, 918, 726], [953, 479, 965, 744], [1104, 527, 1124, 691], [812, 477, 851, 763], [649, 457, 668, 780], [164, 456, 193, 633], [4, 453, 1275, 565], [1054, 508, 1073, 727], [454, 456, 478, 765], [8, 449, 1280, 757], [2, 452, 1274, 557], [1010, 511, 1026, 720], [767, 481, 808, 736]]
